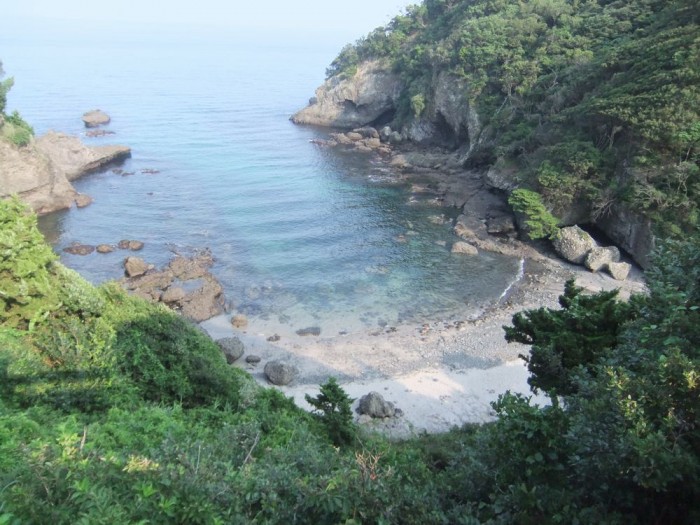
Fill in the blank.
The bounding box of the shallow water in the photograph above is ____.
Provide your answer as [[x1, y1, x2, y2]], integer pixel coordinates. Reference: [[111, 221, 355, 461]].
[[4, 30, 520, 335]]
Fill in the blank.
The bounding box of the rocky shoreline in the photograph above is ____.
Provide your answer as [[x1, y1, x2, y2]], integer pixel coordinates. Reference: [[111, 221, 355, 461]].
[[0, 110, 130, 214]]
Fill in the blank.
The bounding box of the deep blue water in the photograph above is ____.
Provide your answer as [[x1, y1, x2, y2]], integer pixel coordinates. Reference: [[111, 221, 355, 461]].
[[2, 30, 519, 334]]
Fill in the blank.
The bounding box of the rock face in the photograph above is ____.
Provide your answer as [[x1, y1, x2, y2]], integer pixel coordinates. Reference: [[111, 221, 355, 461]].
[[596, 203, 654, 269], [82, 109, 111, 128], [0, 131, 130, 215], [264, 360, 298, 386], [36, 132, 131, 181], [0, 139, 76, 214], [217, 337, 245, 364], [291, 60, 402, 128], [552, 226, 598, 265], [357, 392, 397, 418]]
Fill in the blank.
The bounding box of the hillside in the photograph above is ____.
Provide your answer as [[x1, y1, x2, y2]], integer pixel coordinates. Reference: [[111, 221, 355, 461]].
[[294, 0, 700, 266]]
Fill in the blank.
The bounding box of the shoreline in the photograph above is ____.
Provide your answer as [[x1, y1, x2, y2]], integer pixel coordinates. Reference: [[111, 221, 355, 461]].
[[201, 252, 646, 438]]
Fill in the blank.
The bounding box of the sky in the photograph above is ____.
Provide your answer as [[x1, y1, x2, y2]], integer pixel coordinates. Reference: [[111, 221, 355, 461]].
[[3, 1, 413, 45]]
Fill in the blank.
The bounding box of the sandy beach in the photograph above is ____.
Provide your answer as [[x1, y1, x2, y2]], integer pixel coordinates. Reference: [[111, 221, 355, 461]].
[[201, 251, 646, 438]]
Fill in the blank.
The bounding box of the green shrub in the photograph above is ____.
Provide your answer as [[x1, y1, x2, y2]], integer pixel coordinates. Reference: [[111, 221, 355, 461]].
[[508, 188, 560, 239], [3, 111, 33, 147]]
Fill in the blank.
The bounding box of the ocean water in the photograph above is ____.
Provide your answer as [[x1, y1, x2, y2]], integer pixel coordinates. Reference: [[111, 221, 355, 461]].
[[2, 30, 520, 335]]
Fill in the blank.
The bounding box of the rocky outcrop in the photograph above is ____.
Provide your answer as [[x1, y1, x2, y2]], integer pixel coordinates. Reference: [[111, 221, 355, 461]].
[[291, 60, 402, 128], [121, 250, 225, 323], [82, 109, 111, 128], [264, 360, 298, 386], [0, 139, 76, 214], [36, 132, 130, 181], [1, 131, 130, 215], [451, 241, 478, 256]]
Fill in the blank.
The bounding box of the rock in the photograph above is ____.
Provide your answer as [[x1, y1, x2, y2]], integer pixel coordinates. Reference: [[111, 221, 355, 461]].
[[451, 241, 478, 255], [291, 60, 403, 128], [85, 129, 116, 137], [487, 215, 516, 235], [346, 132, 364, 141], [264, 360, 298, 386], [596, 202, 655, 269], [124, 256, 149, 277], [246, 355, 262, 365], [607, 261, 631, 281], [216, 337, 245, 364], [74, 193, 93, 208], [178, 277, 224, 322], [118, 239, 144, 251], [357, 392, 397, 418], [231, 314, 249, 329], [552, 226, 598, 265], [267, 334, 281, 342], [353, 126, 380, 139], [0, 137, 77, 215], [380, 126, 393, 142], [82, 109, 111, 128], [96, 244, 115, 254], [296, 326, 321, 337], [160, 286, 186, 304], [36, 131, 130, 181], [63, 243, 95, 256], [584, 246, 621, 272]]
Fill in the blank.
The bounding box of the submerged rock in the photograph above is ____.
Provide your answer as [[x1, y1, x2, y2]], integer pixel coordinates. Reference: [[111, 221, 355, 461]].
[[231, 314, 249, 329], [63, 243, 95, 256], [451, 241, 478, 256], [296, 326, 321, 337], [96, 244, 115, 254]]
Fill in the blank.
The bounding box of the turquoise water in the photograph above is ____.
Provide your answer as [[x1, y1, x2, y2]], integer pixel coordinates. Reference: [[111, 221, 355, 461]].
[[2, 31, 519, 333]]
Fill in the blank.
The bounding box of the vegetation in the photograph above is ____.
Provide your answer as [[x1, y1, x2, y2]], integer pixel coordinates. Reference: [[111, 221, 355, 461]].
[[327, 0, 700, 236], [0, 61, 33, 147], [1, 177, 699, 522]]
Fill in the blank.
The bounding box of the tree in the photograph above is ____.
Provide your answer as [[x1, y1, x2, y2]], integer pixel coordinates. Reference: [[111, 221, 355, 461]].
[[504, 279, 634, 396], [305, 377, 356, 446]]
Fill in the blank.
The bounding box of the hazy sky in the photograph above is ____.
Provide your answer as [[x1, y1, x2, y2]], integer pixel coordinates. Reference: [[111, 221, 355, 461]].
[[3, 1, 412, 43]]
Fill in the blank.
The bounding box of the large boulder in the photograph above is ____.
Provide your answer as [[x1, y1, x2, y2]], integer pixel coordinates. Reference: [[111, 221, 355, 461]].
[[36, 132, 130, 181], [291, 60, 402, 128], [357, 391, 397, 418], [82, 109, 111, 128], [216, 337, 245, 364], [584, 246, 621, 272], [552, 226, 598, 265], [124, 256, 149, 277], [264, 360, 298, 386], [607, 261, 631, 281]]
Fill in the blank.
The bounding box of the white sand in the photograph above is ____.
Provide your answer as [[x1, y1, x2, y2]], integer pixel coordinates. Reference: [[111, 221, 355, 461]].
[[201, 255, 646, 438]]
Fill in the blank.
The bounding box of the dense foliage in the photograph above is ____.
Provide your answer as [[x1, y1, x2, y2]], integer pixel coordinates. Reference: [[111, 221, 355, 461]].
[[0, 61, 33, 146], [2, 184, 699, 522], [328, 0, 700, 235]]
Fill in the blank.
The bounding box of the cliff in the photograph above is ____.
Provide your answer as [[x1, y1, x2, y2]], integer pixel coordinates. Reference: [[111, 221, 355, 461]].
[[0, 132, 131, 214], [292, 0, 699, 267]]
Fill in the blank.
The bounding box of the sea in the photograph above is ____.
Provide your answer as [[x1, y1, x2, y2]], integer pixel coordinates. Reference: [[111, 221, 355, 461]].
[[1, 27, 521, 336]]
